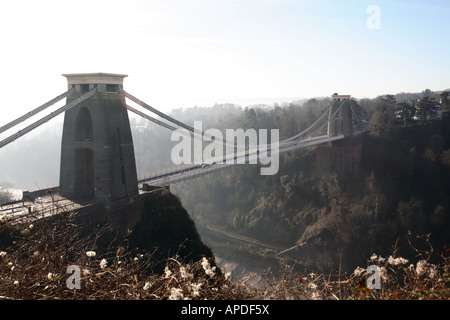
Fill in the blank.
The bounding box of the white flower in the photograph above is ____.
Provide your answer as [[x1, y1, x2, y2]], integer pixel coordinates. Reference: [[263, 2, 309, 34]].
[[429, 264, 438, 279], [190, 282, 202, 297], [201, 257, 216, 277], [180, 266, 193, 280], [47, 272, 55, 281], [311, 291, 321, 300], [353, 266, 366, 277], [397, 257, 408, 265], [14, 280, 19, 285], [416, 260, 428, 276], [100, 258, 107, 269], [388, 256, 408, 266], [387, 256, 396, 265], [0, 251, 7, 258], [86, 251, 96, 257], [370, 254, 386, 263], [29, 224, 33, 230], [380, 267, 387, 280], [308, 283, 318, 290], [143, 282, 152, 291], [168, 287, 184, 300], [164, 266, 172, 279]]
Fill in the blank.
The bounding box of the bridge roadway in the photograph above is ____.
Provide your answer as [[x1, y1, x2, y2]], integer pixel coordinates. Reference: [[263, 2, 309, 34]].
[[139, 134, 345, 187], [0, 194, 93, 225], [0, 186, 168, 225]]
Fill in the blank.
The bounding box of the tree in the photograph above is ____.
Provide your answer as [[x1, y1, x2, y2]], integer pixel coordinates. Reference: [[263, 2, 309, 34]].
[[417, 96, 436, 120], [242, 107, 257, 129], [0, 189, 14, 204], [381, 95, 397, 109], [440, 91, 449, 108], [395, 102, 415, 127], [368, 96, 396, 135], [0, 182, 18, 205], [422, 88, 432, 97]]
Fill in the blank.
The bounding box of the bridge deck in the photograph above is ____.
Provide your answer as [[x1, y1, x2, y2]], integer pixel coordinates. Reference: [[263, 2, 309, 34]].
[[0, 195, 92, 225], [139, 134, 345, 186], [0, 186, 169, 225]]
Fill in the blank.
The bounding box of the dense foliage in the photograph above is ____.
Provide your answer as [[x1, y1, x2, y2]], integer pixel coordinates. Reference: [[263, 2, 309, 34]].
[[1, 209, 449, 300]]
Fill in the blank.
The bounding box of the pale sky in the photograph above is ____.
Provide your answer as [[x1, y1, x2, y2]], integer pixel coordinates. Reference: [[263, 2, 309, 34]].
[[0, 0, 449, 123]]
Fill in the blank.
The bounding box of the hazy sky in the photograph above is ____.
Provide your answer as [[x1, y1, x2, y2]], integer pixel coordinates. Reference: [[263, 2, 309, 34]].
[[0, 0, 449, 122]]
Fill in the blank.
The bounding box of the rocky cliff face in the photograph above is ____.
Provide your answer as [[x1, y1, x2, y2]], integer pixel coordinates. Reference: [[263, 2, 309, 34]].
[[73, 187, 214, 273], [315, 136, 363, 180], [127, 189, 214, 269]]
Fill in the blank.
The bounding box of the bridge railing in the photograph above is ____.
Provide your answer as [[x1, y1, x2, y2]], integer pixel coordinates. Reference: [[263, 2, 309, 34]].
[[137, 163, 202, 183]]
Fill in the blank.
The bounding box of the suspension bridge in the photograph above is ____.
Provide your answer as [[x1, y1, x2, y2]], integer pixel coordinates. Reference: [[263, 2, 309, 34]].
[[0, 73, 362, 222]]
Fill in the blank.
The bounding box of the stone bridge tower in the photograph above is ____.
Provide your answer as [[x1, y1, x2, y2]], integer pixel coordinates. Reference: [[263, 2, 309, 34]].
[[328, 93, 354, 136], [317, 93, 361, 180], [59, 73, 138, 202]]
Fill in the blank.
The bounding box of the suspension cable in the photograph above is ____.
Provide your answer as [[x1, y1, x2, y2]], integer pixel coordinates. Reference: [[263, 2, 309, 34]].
[[125, 104, 180, 132], [0, 88, 96, 149], [280, 104, 333, 143], [125, 92, 338, 150], [0, 88, 75, 134], [299, 100, 344, 142]]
